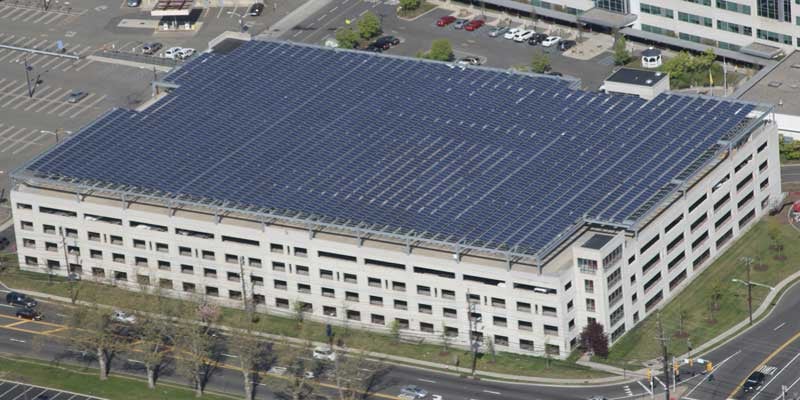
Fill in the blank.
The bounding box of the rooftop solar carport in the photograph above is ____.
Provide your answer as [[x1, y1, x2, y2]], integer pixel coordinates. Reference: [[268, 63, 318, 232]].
[[13, 40, 772, 271]]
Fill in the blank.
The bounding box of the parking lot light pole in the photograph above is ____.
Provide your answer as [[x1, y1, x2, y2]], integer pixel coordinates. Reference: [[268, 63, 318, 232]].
[[41, 129, 61, 143], [226, 11, 246, 32], [731, 277, 774, 324], [23, 58, 33, 98]]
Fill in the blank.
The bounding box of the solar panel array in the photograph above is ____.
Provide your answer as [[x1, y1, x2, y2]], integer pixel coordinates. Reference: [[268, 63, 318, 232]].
[[24, 41, 756, 256]]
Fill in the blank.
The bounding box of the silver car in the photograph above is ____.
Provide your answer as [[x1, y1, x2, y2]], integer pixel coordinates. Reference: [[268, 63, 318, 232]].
[[453, 19, 468, 29], [66, 91, 87, 103], [400, 385, 428, 399], [488, 26, 508, 37]]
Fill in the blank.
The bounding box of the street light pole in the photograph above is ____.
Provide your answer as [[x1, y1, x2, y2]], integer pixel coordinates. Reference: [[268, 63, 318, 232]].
[[23, 58, 33, 98], [731, 258, 774, 325], [227, 11, 246, 32]]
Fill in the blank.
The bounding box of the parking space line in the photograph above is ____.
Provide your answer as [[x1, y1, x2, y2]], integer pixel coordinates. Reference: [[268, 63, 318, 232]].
[[47, 96, 78, 115], [11, 387, 33, 400], [38, 54, 66, 70], [3, 8, 27, 20], [0, 126, 16, 140], [24, 86, 63, 111], [33, 88, 69, 112], [12, 9, 37, 21], [0, 128, 32, 152], [22, 9, 44, 22], [41, 12, 63, 24], [71, 59, 94, 72], [0, 384, 18, 398], [0, 83, 30, 106], [69, 94, 106, 118], [58, 93, 95, 116], [11, 85, 49, 110], [31, 10, 52, 23], [0, 80, 21, 94], [11, 131, 45, 154]]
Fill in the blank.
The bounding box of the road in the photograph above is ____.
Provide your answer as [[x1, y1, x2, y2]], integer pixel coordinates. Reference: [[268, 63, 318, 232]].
[[680, 280, 800, 400], [782, 164, 800, 187]]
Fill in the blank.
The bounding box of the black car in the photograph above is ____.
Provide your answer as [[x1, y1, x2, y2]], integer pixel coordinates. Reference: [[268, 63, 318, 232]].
[[546, 71, 563, 77], [374, 36, 400, 50], [248, 2, 264, 16], [6, 292, 37, 308], [527, 32, 548, 45], [559, 40, 577, 51], [15, 307, 43, 321], [363, 44, 383, 53], [743, 371, 765, 393]]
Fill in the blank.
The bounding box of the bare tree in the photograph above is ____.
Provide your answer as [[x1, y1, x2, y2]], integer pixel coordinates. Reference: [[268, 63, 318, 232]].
[[65, 299, 127, 380], [228, 318, 274, 400], [279, 337, 318, 400], [331, 347, 386, 400], [136, 289, 177, 389], [174, 300, 221, 397]]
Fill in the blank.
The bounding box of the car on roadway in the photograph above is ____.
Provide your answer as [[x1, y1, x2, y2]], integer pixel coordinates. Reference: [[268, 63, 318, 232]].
[[559, 39, 577, 51], [6, 292, 37, 308], [514, 30, 534, 43], [111, 310, 136, 324], [743, 371, 766, 393], [527, 32, 548, 45], [248, 2, 264, 16], [177, 48, 196, 59], [542, 36, 562, 47], [456, 56, 481, 66], [488, 26, 508, 37], [15, 307, 43, 321], [503, 27, 521, 39], [399, 385, 428, 399], [312, 346, 336, 361], [141, 42, 162, 55], [453, 18, 468, 29], [436, 15, 456, 27], [66, 91, 88, 103], [464, 19, 485, 31], [374, 36, 400, 50], [163, 46, 183, 59], [269, 366, 288, 375]]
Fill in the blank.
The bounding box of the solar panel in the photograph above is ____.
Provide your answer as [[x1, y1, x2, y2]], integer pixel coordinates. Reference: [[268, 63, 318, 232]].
[[23, 40, 759, 257]]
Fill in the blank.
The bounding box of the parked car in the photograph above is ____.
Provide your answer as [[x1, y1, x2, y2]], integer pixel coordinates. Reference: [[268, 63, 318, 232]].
[[527, 32, 548, 45], [514, 30, 534, 43], [399, 385, 428, 399], [453, 18, 468, 29], [126, 0, 140, 7], [456, 56, 481, 66], [6, 292, 37, 308], [436, 15, 456, 27], [541, 36, 562, 47], [464, 19, 485, 31], [559, 39, 577, 51], [248, 2, 264, 16], [111, 310, 136, 324], [503, 27, 521, 39], [488, 26, 508, 37], [163, 46, 182, 59], [177, 47, 196, 59], [66, 90, 88, 103], [546, 71, 563, 77], [374, 35, 400, 50], [15, 308, 43, 321], [743, 371, 765, 393], [312, 346, 336, 361], [363, 43, 383, 53], [141, 42, 162, 55]]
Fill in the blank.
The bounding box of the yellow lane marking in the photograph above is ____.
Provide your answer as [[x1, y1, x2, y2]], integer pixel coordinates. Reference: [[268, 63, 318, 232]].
[[727, 329, 800, 398], [41, 327, 67, 335], [5, 320, 33, 328]]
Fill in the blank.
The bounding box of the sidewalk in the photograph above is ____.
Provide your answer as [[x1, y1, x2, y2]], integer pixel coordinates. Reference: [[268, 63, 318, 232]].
[[255, 0, 332, 40], [8, 285, 632, 385]]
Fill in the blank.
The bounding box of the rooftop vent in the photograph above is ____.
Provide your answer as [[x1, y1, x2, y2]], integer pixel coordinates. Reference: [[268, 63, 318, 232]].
[[768, 81, 783, 88], [791, 64, 800, 69]]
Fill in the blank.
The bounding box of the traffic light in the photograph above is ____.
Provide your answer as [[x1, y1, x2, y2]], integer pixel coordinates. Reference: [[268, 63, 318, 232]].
[[646, 368, 651, 382], [673, 359, 680, 375], [706, 361, 713, 373], [689, 358, 694, 368]]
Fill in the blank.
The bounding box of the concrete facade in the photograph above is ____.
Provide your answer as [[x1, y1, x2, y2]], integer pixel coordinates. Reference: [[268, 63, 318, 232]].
[[10, 115, 781, 358]]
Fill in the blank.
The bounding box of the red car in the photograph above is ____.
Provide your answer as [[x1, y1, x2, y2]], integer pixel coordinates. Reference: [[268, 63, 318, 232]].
[[436, 15, 457, 27], [464, 19, 485, 31]]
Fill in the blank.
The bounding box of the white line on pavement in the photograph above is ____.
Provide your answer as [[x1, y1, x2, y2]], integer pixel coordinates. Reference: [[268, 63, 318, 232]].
[[0, 304, 14, 308], [9, 338, 25, 343], [417, 379, 436, 384], [684, 350, 742, 398], [222, 353, 239, 358], [69, 94, 106, 118], [752, 351, 800, 400], [317, 13, 327, 21], [773, 322, 786, 331], [127, 359, 144, 364], [482, 390, 501, 395], [636, 380, 652, 394]]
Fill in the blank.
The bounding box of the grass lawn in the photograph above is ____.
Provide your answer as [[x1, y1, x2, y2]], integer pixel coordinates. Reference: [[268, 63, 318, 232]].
[[0, 354, 233, 400], [397, 2, 437, 19], [605, 216, 800, 366], [625, 57, 745, 90], [0, 264, 609, 380]]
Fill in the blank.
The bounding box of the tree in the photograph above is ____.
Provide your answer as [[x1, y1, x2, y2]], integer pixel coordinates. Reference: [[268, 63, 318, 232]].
[[64, 299, 128, 380], [137, 294, 176, 389], [229, 319, 273, 400], [175, 301, 222, 397], [292, 300, 306, 325], [485, 336, 496, 363], [399, 0, 422, 10], [530, 53, 551, 73], [279, 336, 318, 400], [335, 28, 360, 49], [331, 347, 386, 400], [357, 11, 381, 40], [612, 35, 631, 65], [675, 307, 689, 338], [420, 39, 453, 61], [389, 320, 401, 343], [579, 321, 609, 358], [440, 324, 451, 355]]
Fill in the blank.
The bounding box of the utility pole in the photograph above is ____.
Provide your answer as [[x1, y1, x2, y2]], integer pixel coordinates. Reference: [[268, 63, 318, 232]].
[[467, 289, 480, 377], [741, 257, 754, 324], [657, 312, 671, 400]]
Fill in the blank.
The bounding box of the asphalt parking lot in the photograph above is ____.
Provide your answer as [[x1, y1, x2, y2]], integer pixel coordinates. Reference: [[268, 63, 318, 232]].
[[285, 0, 615, 89], [0, 379, 104, 399]]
